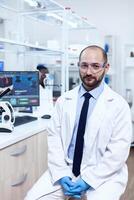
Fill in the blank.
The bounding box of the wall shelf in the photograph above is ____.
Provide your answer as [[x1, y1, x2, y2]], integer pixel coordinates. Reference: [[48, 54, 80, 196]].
[[0, 0, 64, 13], [0, 37, 63, 54]]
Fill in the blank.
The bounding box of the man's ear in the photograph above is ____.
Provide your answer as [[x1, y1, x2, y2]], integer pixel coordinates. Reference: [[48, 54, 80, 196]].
[[105, 63, 110, 72]]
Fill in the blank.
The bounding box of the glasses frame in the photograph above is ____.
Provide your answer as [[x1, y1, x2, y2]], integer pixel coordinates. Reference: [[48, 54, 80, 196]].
[[78, 61, 107, 73]]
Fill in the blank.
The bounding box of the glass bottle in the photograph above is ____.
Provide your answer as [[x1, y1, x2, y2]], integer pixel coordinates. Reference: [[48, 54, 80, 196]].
[[125, 89, 133, 108]]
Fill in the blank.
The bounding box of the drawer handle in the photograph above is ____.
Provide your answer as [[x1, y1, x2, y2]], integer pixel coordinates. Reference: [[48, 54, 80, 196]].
[[11, 173, 27, 187], [10, 145, 27, 156]]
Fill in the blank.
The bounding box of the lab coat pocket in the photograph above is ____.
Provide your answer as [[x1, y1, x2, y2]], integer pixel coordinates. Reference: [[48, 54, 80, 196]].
[[97, 121, 113, 156]]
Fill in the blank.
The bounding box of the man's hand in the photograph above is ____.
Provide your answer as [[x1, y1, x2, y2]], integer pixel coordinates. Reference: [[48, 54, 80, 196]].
[[64, 178, 90, 197], [59, 176, 74, 193], [59, 176, 81, 198]]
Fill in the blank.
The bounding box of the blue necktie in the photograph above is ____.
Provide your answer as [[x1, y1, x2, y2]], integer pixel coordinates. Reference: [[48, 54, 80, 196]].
[[72, 92, 92, 177]]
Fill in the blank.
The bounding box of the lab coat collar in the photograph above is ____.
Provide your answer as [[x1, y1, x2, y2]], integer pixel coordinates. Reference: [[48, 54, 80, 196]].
[[79, 81, 104, 100]]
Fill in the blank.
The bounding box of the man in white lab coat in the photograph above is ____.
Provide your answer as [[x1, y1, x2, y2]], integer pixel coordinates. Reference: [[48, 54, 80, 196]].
[[25, 45, 132, 200]]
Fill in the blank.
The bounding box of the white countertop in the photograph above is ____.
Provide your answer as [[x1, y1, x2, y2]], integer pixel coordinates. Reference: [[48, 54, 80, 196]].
[[0, 118, 49, 150], [1, 112, 132, 150]]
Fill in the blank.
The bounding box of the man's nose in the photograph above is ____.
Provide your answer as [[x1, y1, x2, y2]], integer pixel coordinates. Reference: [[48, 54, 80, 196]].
[[86, 65, 92, 74]]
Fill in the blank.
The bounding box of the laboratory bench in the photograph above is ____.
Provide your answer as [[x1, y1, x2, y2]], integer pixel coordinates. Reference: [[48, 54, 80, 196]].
[[0, 118, 49, 200]]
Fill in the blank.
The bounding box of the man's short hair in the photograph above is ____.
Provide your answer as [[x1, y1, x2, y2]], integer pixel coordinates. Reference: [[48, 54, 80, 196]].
[[37, 64, 48, 71]]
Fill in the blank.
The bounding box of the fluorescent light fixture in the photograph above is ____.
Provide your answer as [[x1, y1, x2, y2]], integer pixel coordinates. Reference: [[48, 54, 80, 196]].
[[24, 0, 38, 7], [47, 13, 63, 21], [47, 13, 77, 28]]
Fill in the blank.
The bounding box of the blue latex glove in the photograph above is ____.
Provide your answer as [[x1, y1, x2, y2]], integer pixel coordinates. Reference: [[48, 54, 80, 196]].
[[59, 176, 74, 193], [65, 178, 90, 197]]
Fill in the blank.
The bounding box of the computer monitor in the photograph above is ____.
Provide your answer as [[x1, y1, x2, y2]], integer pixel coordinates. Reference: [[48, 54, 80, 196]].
[[0, 71, 39, 107], [0, 61, 4, 71]]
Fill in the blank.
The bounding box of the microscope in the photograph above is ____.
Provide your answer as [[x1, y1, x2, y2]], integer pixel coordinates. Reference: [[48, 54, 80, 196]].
[[0, 88, 15, 132]]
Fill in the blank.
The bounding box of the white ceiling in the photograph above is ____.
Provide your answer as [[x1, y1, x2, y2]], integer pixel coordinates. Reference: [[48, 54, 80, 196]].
[[56, 0, 134, 41]]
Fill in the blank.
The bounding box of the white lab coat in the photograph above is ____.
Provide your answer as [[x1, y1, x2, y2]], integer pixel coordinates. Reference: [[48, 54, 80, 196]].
[[26, 83, 132, 200], [34, 85, 53, 117]]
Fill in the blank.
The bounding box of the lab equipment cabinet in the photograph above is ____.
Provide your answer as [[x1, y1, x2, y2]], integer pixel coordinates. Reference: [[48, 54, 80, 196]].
[[0, 131, 47, 200]]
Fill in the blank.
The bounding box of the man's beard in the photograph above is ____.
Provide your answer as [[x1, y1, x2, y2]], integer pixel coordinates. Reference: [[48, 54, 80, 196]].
[[79, 70, 105, 91]]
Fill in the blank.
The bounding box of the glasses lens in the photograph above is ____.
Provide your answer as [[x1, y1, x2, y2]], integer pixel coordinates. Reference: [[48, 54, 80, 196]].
[[79, 62, 105, 72]]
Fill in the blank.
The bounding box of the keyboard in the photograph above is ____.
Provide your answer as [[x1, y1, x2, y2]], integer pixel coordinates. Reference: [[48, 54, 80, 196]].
[[14, 115, 38, 127]]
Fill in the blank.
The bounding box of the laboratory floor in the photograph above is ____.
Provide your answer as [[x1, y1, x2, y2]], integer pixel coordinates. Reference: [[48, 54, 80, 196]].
[[120, 147, 134, 200]]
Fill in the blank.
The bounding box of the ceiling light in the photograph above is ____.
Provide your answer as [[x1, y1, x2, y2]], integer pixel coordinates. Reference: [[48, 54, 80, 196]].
[[24, 0, 38, 7]]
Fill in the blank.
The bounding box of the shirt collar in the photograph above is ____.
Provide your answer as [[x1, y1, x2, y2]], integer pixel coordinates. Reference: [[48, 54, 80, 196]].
[[79, 80, 104, 100]]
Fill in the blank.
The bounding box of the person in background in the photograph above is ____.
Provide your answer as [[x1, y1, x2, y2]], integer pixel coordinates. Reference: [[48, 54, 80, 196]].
[[35, 64, 52, 117], [25, 45, 132, 200], [37, 64, 49, 88]]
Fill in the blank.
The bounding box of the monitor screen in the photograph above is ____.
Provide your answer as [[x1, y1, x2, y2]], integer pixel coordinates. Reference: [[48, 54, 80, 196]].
[[0, 71, 39, 107], [0, 61, 4, 71]]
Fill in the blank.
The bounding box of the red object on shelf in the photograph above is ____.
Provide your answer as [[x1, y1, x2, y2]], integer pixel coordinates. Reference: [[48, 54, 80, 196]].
[[65, 7, 71, 10]]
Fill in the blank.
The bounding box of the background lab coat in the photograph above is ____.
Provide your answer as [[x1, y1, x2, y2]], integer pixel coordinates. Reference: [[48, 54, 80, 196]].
[[26, 83, 132, 200], [34, 85, 53, 117]]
